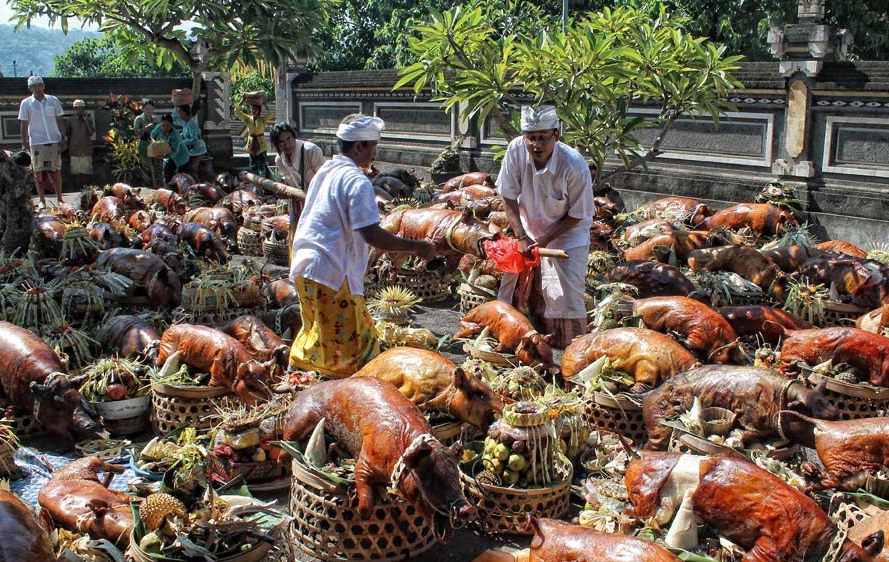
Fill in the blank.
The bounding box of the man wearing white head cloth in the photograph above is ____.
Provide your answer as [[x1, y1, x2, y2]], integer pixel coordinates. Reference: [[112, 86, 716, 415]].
[[288, 114, 437, 377], [18, 76, 66, 209], [496, 104, 595, 348]]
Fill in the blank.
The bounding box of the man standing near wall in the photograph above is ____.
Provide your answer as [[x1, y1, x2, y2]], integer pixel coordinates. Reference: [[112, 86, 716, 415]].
[[497, 105, 595, 349], [66, 99, 95, 190], [18, 76, 66, 210]]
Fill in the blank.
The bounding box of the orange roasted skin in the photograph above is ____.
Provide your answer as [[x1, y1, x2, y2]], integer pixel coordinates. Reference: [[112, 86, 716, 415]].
[[137, 223, 177, 249], [151, 188, 188, 215], [817, 240, 868, 258], [380, 207, 498, 264], [561, 327, 697, 392], [354, 347, 503, 430], [780, 327, 889, 387], [156, 324, 274, 403], [169, 172, 195, 193], [633, 196, 711, 226], [762, 244, 828, 273], [184, 206, 239, 250], [625, 454, 884, 562], [220, 315, 288, 370], [265, 278, 298, 307], [632, 296, 740, 363], [528, 518, 680, 562], [441, 172, 494, 192], [857, 305, 889, 334], [0, 322, 102, 441], [606, 261, 698, 299], [784, 413, 889, 491], [38, 457, 133, 548], [642, 365, 837, 450], [96, 314, 160, 359], [110, 182, 143, 209], [704, 202, 797, 235], [717, 305, 811, 345], [0, 489, 55, 562], [688, 245, 787, 300], [127, 209, 152, 232], [799, 256, 888, 309], [89, 222, 130, 250], [90, 196, 126, 223], [454, 300, 555, 372], [282, 378, 475, 531], [186, 182, 226, 205], [620, 218, 676, 247], [178, 222, 231, 263]]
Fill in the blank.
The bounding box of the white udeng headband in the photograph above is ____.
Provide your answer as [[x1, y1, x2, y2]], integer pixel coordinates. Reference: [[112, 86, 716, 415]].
[[336, 116, 385, 141], [521, 105, 559, 132]]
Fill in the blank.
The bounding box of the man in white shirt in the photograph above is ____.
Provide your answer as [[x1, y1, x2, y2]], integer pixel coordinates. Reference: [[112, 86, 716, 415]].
[[497, 105, 595, 348], [288, 114, 436, 377], [18, 76, 66, 210]]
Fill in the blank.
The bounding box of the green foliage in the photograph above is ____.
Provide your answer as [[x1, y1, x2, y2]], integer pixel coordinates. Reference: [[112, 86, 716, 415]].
[[0, 23, 99, 77], [230, 71, 276, 106], [397, 2, 743, 183], [52, 36, 189, 78], [11, 0, 334, 88]]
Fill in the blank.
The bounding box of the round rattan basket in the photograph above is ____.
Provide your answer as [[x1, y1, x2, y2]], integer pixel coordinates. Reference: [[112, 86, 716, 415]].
[[237, 227, 264, 256], [822, 301, 870, 328], [582, 391, 648, 446], [461, 460, 572, 536], [9, 410, 45, 438], [457, 284, 496, 314], [262, 239, 289, 266], [805, 371, 889, 420], [289, 458, 436, 561], [381, 267, 451, 304], [150, 383, 233, 435], [127, 530, 275, 562], [210, 455, 290, 484]]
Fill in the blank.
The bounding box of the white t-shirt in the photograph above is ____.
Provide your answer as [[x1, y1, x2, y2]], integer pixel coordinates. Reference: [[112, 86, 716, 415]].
[[290, 154, 380, 295], [275, 140, 326, 189], [18, 94, 64, 146], [496, 136, 594, 250]]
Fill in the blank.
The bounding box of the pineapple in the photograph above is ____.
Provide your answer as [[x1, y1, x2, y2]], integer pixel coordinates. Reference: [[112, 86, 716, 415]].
[[140, 493, 186, 532]]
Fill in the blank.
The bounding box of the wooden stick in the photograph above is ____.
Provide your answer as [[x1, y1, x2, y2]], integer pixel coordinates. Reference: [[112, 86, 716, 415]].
[[537, 248, 569, 259], [238, 171, 306, 201]]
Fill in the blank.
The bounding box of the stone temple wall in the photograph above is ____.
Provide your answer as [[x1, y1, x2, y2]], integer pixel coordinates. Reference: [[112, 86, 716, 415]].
[[289, 62, 889, 246]]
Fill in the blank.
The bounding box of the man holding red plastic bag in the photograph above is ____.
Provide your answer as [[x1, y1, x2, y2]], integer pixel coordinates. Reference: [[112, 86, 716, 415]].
[[496, 105, 594, 348]]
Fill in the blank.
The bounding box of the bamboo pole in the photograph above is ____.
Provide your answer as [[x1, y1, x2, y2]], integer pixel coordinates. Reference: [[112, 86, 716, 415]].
[[238, 171, 306, 201]]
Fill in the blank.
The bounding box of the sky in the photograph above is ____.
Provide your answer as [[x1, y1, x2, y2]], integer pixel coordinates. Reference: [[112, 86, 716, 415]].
[[0, 1, 98, 31]]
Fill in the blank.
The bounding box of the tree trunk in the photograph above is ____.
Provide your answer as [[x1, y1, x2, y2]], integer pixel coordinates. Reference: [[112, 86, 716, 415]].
[[0, 153, 34, 255]]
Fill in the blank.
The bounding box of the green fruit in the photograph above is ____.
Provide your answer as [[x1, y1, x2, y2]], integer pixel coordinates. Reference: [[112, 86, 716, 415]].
[[495, 443, 510, 462], [508, 453, 527, 472], [502, 470, 520, 485]]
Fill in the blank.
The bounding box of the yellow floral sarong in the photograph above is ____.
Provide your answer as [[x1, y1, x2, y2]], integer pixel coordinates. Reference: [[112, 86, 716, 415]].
[[289, 277, 380, 378]]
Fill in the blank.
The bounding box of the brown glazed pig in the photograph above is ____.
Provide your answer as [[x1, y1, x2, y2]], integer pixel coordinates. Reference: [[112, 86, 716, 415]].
[[857, 305, 889, 335], [632, 296, 740, 363], [89, 222, 130, 250], [96, 314, 160, 359], [454, 300, 556, 372], [632, 196, 711, 226], [265, 278, 298, 307], [220, 315, 289, 369], [624, 231, 717, 263], [0, 322, 102, 441], [39, 457, 133, 547], [606, 261, 698, 300], [156, 324, 274, 403], [151, 188, 188, 215], [97, 248, 182, 307], [625, 452, 884, 562], [170, 172, 195, 193], [561, 327, 698, 393], [137, 222, 178, 249], [528, 518, 680, 562], [762, 244, 828, 273], [0, 489, 55, 562], [380, 207, 498, 266], [817, 240, 868, 258], [220, 189, 260, 215], [184, 207, 239, 250], [33, 214, 66, 256], [718, 305, 811, 345], [704, 202, 797, 235], [354, 347, 503, 430], [688, 245, 787, 300], [127, 209, 153, 232], [620, 218, 676, 247], [441, 172, 494, 192], [642, 365, 838, 450], [90, 196, 126, 223], [282, 377, 475, 536], [799, 256, 887, 309], [109, 182, 143, 209], [179, 222, 231, 263], [186, 182, 226, 205], [780, 327, 889, 387]]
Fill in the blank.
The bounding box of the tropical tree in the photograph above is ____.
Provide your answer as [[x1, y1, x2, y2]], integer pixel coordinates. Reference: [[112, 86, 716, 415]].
[[10, 0, 333, 95], [396, 2, 743, 185], [52, 36, 190, 78]]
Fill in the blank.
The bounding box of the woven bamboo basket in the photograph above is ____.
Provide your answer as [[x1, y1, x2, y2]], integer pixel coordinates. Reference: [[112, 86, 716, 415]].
[[237, 227, 264, 256], [176, 305, 266, 327], [582, 392, 648, 446], [150, 383, 233, 435], [289, 459, 436, 561], [830, 494, 889, 560], [182, 285, 235, 314], [0, 443, 17, 477], [380, 267, 451, 304], [805, 372, 889, 420], [232, 282, 265, 309], [457, 284, 496, 313], [9, 410, 45, 438], [262, 239, 289, 266], [210, 455, 290, 483], [822, 301, 869, 327], [729, 293, 773, 306], [460, 461, 572, 536]]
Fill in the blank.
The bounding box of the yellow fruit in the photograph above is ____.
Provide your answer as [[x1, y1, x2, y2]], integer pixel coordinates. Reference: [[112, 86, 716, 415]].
[[222, 428, 261, 450], [140, 493, 186, 532]]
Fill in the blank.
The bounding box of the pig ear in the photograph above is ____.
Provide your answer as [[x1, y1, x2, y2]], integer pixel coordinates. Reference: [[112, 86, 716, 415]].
[[542, 333, 556, 346], [403, 439, 434, 469], [863, 531, 884, 556], [447, 440, 463, 459], [452, 367, 468, 388]]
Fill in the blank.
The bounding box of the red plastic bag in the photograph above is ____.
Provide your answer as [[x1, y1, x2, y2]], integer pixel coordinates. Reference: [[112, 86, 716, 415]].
[[482, 237, 541, 274]]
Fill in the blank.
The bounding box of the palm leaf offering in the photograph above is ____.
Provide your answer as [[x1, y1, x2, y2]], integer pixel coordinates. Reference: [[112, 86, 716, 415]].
[[867, 242, 889, 265], [367, 284, 422, 320], [782, 276, 828, 325], [687, 271, 762, 307]]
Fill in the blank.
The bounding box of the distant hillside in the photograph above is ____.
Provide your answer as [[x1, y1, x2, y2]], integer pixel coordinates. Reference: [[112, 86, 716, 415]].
[[0, 24, 100, 77]]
